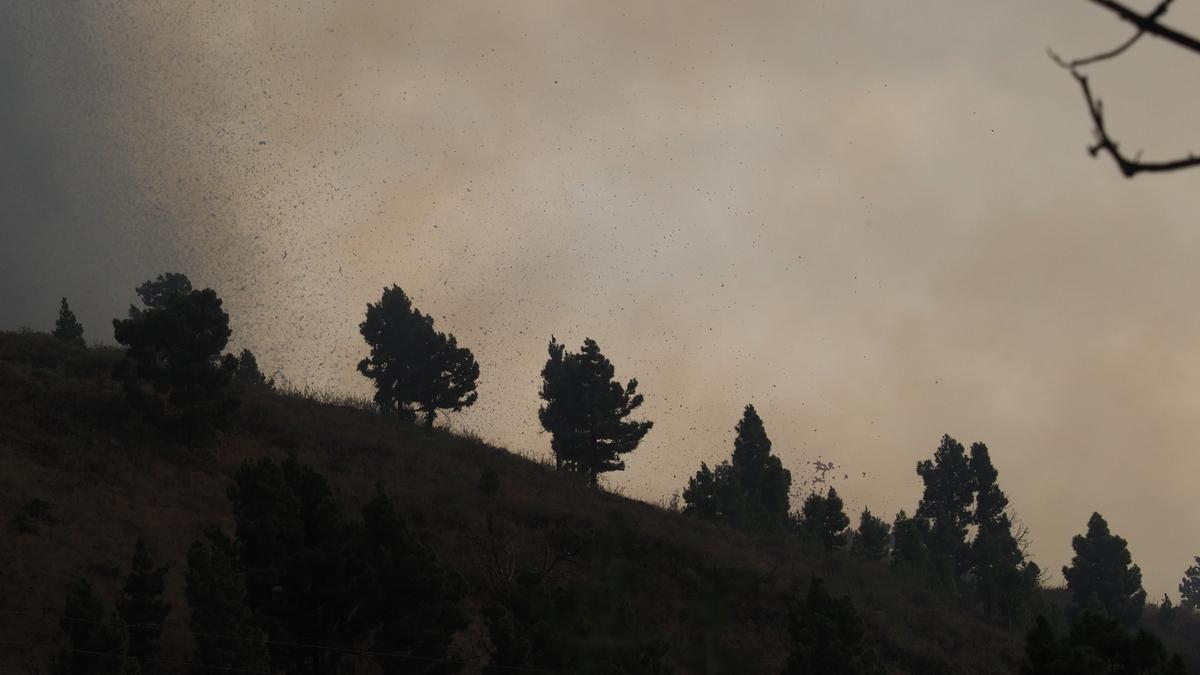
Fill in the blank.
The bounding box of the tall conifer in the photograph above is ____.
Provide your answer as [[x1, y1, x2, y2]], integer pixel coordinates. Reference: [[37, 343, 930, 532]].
[[1062, 512, 1146, 626], [52, 297, 85, 347], [117, 537, 170, 670]]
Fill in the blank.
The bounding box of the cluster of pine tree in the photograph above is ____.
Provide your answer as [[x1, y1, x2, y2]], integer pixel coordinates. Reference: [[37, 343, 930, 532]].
[[40, 278, 1200, 672], [681, 405, 792, 532], [59, 280, 659, 489], [52, 456, 465, 674], [50, 538, 169, 675], [55, 274, 273, 444], [679, 424, 1040, 622]]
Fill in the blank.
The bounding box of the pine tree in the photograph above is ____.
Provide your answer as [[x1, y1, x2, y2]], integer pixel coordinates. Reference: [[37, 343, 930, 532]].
[[112, 274, 237, 441], [1157, 594, 1176, 625], [851, 508, 891, 561], [681, 405, 790, 530], [1062, 512, 1147, 626], [682, 460, 754, 526], [357, 285, 479, 430], [729, 405, 791, 524], [538, 337, 652, 486], [52, 297, 85, 347], [801, 487, 851, 551], [51, 579, 133, 675], [783, 578, 877, 674], [354, 491, 466, 674], [185, 529, 269, 672], [117, 537, 170, 670], [135, 272, 192, 309], [968, 443, 1039, 624], [227, 455, 358, 672], [915, 435, 975, 579], [1179, 556, 1200, 611], [1021, 616, 1060, 675], [890, 510, 929, 569], [232, 348, 271, 388], [969, 442, 1008, 529], [1021, 610, 1185, 674], [682, 462, 724, 521], [226, 458, 466, 673], [972, 514, 1038, 625]]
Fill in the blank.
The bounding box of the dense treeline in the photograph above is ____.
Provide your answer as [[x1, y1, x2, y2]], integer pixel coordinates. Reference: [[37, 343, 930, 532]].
[[18, 274, 1200, 672]]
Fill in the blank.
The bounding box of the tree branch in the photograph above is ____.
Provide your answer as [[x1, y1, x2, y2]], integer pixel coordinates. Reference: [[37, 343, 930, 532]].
[[1087, 0, 1200, 54], [1048, 30, 1145, 70], [1069, 67, 1200, 177], [1049, 0, 1200, 177]]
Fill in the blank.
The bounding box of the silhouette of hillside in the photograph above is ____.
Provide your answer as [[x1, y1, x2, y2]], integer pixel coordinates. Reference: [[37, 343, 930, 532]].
[[1, 330, 1195, 673]]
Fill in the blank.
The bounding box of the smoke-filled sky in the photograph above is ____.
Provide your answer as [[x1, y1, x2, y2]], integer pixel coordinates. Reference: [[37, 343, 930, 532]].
[[3, 0, 1200, 598]]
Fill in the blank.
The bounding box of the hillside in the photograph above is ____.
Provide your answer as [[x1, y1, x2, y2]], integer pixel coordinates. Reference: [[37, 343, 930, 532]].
[[1, 329, 1187, 674]]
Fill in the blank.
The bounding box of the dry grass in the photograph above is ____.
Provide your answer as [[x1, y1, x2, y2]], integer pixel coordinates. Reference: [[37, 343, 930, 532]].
[[0, 331, 1044, 674]]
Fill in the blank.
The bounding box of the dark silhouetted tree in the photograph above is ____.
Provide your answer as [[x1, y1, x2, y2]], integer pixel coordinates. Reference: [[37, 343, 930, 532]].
[[851, 508, 890, 561], [729, 405, 791, 523], [226, 456, 464, 673], [1062, 512, 1147, 626], [906, 434, 1042, 614], [1179, 556, 1200, 612], [969, 442, 1040, 625], [1157, 594, 1176, 626], [1021, 611, 1185, 674], [112, 273, 237, 440], [682, 461, 736, 522], [538, 337, 652, 486], [52, 297, 85, 347], [358, 285, 479, 430], [51, 579, 132, 675], [890, 510, 929, 570], [185, 529, 269, 672], [915, 435, 975, 581], [783, 578, 877, 675], [352, 490, 466, 674], [227, 455, 356, 672], [800, 487, 851, 551], [232, 348, 271, 388], [682, 405, 791, 531], [117, 537, 170, 671], [136, 272, 192, 309], [1022, 615, 1060, 675]]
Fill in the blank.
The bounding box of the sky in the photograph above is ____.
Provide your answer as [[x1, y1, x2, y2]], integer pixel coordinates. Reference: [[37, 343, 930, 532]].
[[3, 0, 1200, 599]]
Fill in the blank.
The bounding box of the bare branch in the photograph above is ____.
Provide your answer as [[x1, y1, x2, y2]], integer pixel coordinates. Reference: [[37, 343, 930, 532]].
[[1071, 68, 1200, 177], [1087, 0, 1200, 54], [1048, 0, 1172, 69], [1048, 31, 1145, 70], [1048, 0, 1200, 177]]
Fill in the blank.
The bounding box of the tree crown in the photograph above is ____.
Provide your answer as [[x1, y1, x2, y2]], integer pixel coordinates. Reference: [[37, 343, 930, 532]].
[[52, 297, 85, 346], [538, 337, 652, 485], [357, 285, 479, 429]]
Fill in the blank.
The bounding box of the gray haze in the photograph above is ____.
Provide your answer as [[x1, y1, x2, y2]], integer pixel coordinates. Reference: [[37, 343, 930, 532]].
[[3, 0, 1200, 598]]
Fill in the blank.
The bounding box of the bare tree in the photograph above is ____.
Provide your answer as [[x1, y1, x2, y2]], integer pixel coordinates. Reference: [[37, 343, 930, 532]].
[[1051, 0, 1200, 177]]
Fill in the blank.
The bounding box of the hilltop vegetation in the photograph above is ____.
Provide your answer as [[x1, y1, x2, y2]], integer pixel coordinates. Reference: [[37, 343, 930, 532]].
[[0, 329, 1017, 673], [2, 276, 1200, 673]]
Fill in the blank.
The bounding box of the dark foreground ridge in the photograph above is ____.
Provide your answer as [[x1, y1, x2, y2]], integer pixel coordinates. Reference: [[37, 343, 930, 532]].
[[1, 331, 1197, 674]]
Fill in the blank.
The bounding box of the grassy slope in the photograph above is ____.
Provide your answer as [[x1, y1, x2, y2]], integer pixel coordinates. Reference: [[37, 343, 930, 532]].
[[0, 330, 1154, 674]]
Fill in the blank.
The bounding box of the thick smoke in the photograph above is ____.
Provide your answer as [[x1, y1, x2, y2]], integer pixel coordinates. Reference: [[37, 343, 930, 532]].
[[3, 0, 1200, 598]]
